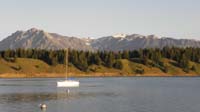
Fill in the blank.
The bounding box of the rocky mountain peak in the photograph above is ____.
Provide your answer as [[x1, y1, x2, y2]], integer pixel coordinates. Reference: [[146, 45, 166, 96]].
[[0, 28, 94, 51], [146, 34, 159, 39], [27, 28, 42, 32], [0, 28, 200, 51]]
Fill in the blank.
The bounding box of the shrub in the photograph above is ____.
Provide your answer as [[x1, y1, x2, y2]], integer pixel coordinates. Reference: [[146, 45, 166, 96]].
[[191, 65, 196, 72], [135, 69, 144, 74], [113, 60, 123, 70]]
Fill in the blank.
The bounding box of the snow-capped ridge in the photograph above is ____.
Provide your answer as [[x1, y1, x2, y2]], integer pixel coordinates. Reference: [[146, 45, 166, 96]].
[[1, 28, 200, 51], [112, 33, 127, 38]]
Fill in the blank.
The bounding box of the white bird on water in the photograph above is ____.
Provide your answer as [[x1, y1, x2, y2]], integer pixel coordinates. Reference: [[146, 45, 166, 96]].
[[39, 103, 47, 110]]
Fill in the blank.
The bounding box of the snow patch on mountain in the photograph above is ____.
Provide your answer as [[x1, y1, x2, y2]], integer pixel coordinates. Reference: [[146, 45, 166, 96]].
[[112, 33, 127, 38]]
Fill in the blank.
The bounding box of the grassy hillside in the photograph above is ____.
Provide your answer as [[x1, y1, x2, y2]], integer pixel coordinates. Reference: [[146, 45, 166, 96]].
[[0, 58, 82, 72], [0, 58, 200, 77]]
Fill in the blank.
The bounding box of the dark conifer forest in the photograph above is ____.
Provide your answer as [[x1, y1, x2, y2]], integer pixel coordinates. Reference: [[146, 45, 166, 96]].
[[1, 47, 200, 73]]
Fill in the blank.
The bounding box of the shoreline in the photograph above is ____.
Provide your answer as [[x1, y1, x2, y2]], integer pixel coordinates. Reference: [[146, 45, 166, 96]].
[[0, 73, 199, 78]]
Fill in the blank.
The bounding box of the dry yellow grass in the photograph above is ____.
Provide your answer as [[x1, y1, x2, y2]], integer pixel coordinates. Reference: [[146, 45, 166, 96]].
[[0, 58, 200, 78]]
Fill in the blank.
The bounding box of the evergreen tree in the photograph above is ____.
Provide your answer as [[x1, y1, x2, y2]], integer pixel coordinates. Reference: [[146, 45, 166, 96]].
[[94, 54, 102, 65], [113, 60, 123, 69], [77, 51, 88, 71], [3, 49, 11, 58], [179, 53, 190, 73], [152, 49, 162, 64], [116, 51, 122, 59], [191, 65, 196, 72], [130, 50, 140, 58], [70, 50, 78, 66], [122, 50, 129, 59], [142, 56, 148, 65], [105, 52, 115, 68], [49, 51, 58, 65]]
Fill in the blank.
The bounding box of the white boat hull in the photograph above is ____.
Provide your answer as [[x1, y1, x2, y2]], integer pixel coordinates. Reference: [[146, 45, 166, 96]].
[[57, 80, 79, 87]]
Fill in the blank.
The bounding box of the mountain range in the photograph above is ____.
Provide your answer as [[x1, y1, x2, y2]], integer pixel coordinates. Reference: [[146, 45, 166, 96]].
[[0, 28, 200, 51], [0, 28, 93, 51]]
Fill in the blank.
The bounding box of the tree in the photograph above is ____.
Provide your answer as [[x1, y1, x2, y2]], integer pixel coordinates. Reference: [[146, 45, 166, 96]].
[[70, 50, 78, 65], [49, 51, 58, 66], [105, 52, 115, 68], [77, 51, 88, 71], [94, 54, 102, 65], [122, 50, 129, 59], [115, 51, 122, 59], [179, 53, 190, 73], [152, 49, 162, 64], [27, 49, 33, 58], [3, 49, 11, 58], [113, 60, 123, 69], [191, 65, 196, 72], [142, 56, 148, 65], [163, 65, 169, 73], [135, 68, 144, 74]]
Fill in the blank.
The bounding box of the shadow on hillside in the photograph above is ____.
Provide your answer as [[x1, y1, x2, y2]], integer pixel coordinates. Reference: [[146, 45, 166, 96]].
[[10, 65, 21, 71], [130, 58, 143, 64], [169, 61, 180, 68]]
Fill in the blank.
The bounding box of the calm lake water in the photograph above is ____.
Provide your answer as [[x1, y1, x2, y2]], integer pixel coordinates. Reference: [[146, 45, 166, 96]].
[[0, 77, 199, 112]]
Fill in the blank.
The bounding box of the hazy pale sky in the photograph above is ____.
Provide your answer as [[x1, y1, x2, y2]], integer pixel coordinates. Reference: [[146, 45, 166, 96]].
[[0, 0, 200, 40]]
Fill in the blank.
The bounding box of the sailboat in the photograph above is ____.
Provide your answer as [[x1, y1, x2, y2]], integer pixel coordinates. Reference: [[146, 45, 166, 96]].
[[57, 49, 79, 87]]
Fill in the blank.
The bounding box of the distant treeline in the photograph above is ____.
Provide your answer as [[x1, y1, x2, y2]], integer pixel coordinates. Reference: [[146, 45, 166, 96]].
[[0, 47, 200, 72]]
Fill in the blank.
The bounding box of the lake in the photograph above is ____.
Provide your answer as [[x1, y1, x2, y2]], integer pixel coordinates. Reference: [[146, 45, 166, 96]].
[[0, 77, 199, 112]]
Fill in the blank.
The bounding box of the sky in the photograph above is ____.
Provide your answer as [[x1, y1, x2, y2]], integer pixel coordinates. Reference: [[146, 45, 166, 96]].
[[0, 0, 200, 40]]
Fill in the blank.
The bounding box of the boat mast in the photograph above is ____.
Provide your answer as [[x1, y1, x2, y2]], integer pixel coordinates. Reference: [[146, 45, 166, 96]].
[[66, 48, 68, 78]]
